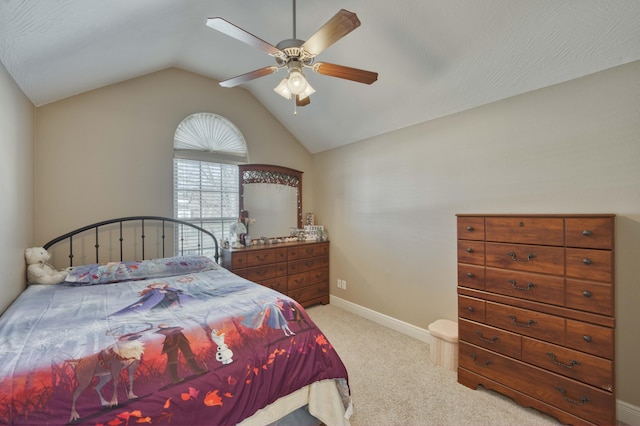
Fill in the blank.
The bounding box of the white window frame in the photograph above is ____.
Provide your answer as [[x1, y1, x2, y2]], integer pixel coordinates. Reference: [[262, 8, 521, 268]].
[[173, 113, 248, 256]]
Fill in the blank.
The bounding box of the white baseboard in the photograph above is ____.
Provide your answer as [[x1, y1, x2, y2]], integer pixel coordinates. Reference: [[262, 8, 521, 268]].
[[329, 295, 432, 344], [618, 399, 640, 425], [329, 295, 640, 425]]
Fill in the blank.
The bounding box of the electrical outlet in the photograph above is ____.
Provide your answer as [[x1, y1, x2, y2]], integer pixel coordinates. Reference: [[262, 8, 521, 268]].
[[336, 279, 347, 290], [342, 279, 347, 290]]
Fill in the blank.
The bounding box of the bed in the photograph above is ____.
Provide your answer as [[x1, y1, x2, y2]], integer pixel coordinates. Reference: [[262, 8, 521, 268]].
[[0, 217, 351, 425]]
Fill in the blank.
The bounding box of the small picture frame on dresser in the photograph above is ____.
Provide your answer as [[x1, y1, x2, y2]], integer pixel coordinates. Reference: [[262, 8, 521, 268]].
[[304, 225, 324, 241]]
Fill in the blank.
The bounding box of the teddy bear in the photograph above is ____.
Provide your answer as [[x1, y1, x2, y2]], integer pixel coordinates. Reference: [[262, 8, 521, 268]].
[[211, 330, 234, 365], [24, 247, 69, 285]]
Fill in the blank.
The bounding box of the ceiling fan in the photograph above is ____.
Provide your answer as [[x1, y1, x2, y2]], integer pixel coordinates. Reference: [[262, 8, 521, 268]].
[[206, 0, 378, 107]]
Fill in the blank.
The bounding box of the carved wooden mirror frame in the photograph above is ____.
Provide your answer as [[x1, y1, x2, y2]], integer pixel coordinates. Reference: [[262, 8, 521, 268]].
[[239, 164, 303, 233]]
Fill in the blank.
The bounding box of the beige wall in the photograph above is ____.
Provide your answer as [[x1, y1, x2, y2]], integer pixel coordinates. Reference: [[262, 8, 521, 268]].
[[34, 68, 314, 245], [0, 62, 35, 313], [313, 61, 640, 406]]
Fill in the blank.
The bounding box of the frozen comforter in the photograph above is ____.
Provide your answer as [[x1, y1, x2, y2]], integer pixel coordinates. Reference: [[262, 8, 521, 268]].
[[0, 256, 349, 425]]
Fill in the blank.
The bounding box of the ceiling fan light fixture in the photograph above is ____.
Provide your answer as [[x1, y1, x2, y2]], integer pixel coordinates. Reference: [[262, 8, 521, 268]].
[[287, 70, 308, 95], [298, 81, 315, 101], [274, 78, 292, 99]]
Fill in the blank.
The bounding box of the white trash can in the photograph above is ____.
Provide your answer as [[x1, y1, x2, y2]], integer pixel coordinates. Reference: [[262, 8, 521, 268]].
[[428, 319, 458, 371]]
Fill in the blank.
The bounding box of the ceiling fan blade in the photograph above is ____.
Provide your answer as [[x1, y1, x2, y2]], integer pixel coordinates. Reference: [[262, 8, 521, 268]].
[[301, 9, 361, 56], [206, 17, 283, 57], [313, 62, 378, 84], [219, 67, 278, 88], [296, 95, 311, 107]]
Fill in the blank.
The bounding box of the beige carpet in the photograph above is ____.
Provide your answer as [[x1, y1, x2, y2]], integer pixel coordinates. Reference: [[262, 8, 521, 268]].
[[306, 304, 564, 426]]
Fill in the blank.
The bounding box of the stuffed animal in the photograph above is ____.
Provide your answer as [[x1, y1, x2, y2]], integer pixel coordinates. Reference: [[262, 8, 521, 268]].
[[24, 247, 69, 285], [211, 330, 234, 365]]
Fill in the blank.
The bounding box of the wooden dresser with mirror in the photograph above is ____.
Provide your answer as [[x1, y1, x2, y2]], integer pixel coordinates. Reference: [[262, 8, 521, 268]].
[[457, 214, 615, 425], [225, 164, 329, 307]]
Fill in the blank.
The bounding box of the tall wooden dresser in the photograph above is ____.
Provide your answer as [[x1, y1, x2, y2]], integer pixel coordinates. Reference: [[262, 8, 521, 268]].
[[220, 240, 330, 307], [456, 214, 615, 425]]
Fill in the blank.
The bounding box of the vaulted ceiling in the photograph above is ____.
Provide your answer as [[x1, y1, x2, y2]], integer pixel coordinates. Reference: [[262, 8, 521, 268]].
[[1, 0, 639, 153]]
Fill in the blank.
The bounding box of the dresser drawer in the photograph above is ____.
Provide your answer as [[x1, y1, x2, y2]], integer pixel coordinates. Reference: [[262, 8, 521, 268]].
[[486, 302, 565, 344], [485, 217, 564, 246], [485, 243, 564, 275], [485, 268, 564, 305], [288, 256, 329, 274], [229, 252, 247, 269], [566, 248, 612, 282], [315, 242, 330, 257], [275, 248, 288, 262], [459, 318, 521, 359], [289, 282, 328, 305], [287, 243, 328, 259], [457, 217, 485, 241], [243, 264, 278, 282], [459, 342, 614, 425], [458, 264, 485, 290], [458, 295, 485, 322], [457, 241, 485, 265], [566, 320, 613, 360], [261, 276, 288, 294], [275, 261, 288, 277], [522, 337, 613, 392], [309, 268, 329, 285], [565, 217, 613, 249], [245, 249, 278, 267], [287, 272, 310, 290], [566, 279, 613, 316]]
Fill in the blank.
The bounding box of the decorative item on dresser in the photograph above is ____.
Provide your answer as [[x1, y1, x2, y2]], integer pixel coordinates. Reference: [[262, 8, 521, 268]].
[[221, 240, 329, 307], [456, 214, 615, 425]]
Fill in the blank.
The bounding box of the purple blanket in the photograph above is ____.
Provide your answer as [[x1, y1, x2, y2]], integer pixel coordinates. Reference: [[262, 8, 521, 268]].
[[0, 262, 348, 425]]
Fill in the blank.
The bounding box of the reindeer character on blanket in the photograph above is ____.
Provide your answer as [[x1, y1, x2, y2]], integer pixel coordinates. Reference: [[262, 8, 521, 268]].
[[67, 326, 151, 422]]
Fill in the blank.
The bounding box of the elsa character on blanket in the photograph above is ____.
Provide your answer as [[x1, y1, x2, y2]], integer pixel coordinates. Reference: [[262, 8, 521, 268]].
[[241, 299, 296, 336], [111, 282, 195, 316]]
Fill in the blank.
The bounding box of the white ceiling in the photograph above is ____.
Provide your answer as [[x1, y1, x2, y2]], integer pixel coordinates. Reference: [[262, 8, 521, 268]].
[[1, 0, 639, 153]]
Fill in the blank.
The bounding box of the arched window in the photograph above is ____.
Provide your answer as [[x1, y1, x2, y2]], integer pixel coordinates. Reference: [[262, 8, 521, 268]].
[[173, 113, 247, 253], [173, 112, 248, 163]]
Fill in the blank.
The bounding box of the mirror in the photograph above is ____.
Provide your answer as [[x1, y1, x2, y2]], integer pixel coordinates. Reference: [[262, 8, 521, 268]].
[[239, 164, 303, 238]]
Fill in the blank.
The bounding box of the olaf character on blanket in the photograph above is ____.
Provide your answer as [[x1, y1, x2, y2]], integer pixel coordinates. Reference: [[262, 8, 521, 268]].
[[211, 330, 233, 365]]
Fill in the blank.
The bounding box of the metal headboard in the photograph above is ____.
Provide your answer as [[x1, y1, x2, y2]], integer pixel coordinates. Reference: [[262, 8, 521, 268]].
[[43, 216, 219, 267]]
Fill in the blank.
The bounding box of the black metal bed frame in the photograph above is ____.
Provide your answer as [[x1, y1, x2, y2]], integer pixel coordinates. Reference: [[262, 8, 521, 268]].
[[43, 216, 219, 267]]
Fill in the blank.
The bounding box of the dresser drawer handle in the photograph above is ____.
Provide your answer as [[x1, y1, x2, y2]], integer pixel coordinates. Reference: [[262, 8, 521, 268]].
[[254, 254, 269, 261], [466, 248, 474, 253], [582, 290, 592, 298], [470, 353, 492, 367], [582, 230, 592, 236], [546, 352, 580, 369], [466, 306, 475, 312], [466, 226, 474, 231], [507, 279, 536, 291], [556, 388, 591, 406], [507, 252, 536, 262], [582, 258, 592, 265], [466, 272, 474, 278], [583, 335, 592, 342], [476, 332, 498, 344], [508, 315, 536, 328]]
